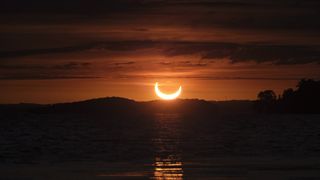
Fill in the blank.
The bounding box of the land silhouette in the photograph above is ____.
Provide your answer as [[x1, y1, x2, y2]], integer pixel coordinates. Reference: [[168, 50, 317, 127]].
[[1, 79, 319, 115], [256, 79, 320, 113]]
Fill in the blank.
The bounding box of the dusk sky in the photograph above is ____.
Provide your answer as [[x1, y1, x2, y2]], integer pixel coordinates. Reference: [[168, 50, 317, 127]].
[[1, 0, 320, 103]]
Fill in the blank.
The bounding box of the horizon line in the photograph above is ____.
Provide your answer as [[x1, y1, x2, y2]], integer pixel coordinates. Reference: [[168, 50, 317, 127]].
[[0, 96, 255, 105]]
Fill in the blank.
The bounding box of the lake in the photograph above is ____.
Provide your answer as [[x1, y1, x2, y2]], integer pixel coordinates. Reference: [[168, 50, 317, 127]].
[[1, 111, 320, 179]]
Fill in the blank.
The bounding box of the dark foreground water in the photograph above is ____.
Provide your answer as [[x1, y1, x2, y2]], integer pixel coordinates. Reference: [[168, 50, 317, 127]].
[[1, 111, 320, 179]]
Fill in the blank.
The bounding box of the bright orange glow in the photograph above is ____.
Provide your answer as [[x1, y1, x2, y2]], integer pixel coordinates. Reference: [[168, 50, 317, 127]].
[[154, 82, 182, 100], [154, 158, 183, 180]]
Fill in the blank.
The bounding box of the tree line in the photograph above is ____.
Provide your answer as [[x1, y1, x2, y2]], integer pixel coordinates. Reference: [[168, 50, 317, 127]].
[[255, 79, 320, 113]]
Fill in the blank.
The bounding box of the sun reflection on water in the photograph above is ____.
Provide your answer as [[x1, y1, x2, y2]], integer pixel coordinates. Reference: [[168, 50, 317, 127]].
[[152, 113, 184, 180], [153, 155, 183, 180]]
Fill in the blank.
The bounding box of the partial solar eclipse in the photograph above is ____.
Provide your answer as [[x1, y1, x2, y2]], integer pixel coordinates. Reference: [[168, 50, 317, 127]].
[[154, 82, 182, 100]]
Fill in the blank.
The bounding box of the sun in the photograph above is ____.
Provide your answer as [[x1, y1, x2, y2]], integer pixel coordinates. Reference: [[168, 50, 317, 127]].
[[154, 82, 182, 100]]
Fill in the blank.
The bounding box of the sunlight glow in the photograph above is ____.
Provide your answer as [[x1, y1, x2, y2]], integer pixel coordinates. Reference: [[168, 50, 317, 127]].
[[154, 82, 182, 100]]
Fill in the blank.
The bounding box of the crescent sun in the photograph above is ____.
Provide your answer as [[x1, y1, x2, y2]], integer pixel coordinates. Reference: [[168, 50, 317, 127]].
[[154, 82, 182, 100]]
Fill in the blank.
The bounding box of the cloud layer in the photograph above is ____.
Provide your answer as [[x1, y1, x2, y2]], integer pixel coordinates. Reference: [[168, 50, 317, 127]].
[[0, 0, 320, 102], [1, 41, 319, 64]]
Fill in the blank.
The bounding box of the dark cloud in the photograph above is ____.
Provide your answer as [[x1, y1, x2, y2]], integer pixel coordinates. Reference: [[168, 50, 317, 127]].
[[161, 41, 320, 64], [166, 1, 254, 7], [0, 41, 158, 59], [0, 45, 94, 59], [0, 64, 45, 70], [194, 11, 320, 30], [0, 0, 146, 14], [227, 45, 320, 64], [113, 61, 135, 66], [117, 74, 302, 81], [159, 60, 207, 67], [1, 0, 320, 66], [0, 62, 95, 80], [219, 45, 319, 64], [1, 41, 319, 65], [179, 61, 207, 67], [52, 62, 91, 70], [0, 62, 92, 70], [111, 61, 136, 69], [0, 75, 100, 80], [159, 61, 172, 65], [132, 28, 149, 32], [1, 0, 319, 31], [2, 0, 318, 13]]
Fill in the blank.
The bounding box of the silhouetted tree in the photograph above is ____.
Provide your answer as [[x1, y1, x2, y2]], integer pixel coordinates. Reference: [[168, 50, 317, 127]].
[[258, 90, 277, 102], [257, 79, 320, 113], [282, 88, 294, 100], [278, 88, 295, 112], [256, 90, 277, 113], [294, 79, 320, 113]]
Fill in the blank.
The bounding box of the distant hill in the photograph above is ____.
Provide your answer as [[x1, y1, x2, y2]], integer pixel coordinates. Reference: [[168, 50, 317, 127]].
[[44, 97, 139, 113], [0, 97, 256, 117]]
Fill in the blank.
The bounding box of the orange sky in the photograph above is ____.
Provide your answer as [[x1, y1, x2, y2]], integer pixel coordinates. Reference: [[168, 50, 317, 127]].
[[1, 0, 320, 103], [0, 78, 299, 103]]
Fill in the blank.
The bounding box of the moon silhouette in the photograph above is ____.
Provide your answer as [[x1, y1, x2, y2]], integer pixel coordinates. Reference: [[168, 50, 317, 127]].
[[154, 82, 182, 100]]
